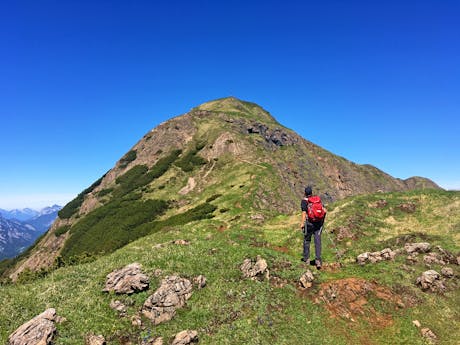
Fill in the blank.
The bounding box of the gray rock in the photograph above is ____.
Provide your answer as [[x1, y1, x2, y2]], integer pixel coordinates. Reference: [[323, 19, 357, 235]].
[[103, 263, 149, 294], [356, 248, 397, 265], [142, 275, 193, 325], [416, 270, 446, 292], [193, 275, 207, 289], [421, 327, 437, 344], [171, 330, 199, 345], [405, 242, 431, 254], [85, 334, 106, 345], [423, 252, 446, 266], [7, 308, 56, 345], [240, 256, 269, 280], [441, 267, 454, 278], [299, 270, 315, 289]]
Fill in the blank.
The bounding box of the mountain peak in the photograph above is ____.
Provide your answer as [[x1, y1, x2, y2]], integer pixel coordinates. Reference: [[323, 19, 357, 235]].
[[193, 97, 278, 124]]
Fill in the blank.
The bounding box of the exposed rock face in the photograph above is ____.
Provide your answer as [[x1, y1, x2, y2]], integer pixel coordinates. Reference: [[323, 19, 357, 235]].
[[171, 330, 199, 345], [423, 252, 447, 266], [85, 334, 106, 345], [240, 256, 269, 280], [299, 270, 315, 289], [405, 242, 431, 254], [103, 263, 149, 294], [142, 275, 193, 325], [415, 270, 446, 293], [8, 308, 57, 345], [356, 248, 398, 265]]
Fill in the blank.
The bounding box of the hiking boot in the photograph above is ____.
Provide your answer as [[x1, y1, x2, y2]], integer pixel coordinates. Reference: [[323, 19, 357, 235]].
[[300, 258, 308, 263], [315, 259, 322, 270]]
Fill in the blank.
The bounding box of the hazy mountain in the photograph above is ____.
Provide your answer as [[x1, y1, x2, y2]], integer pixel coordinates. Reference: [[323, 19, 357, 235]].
[[0, 208, 39, 222], [26, 205, 62, 234], [0, 214, 38, 260]]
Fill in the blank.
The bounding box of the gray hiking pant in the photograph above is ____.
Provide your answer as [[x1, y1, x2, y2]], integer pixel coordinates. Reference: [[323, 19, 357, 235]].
[[303, 220, 323, 261]]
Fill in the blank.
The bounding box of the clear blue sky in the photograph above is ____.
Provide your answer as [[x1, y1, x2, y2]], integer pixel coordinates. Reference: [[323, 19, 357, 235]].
[[1, 0, 459, 209]]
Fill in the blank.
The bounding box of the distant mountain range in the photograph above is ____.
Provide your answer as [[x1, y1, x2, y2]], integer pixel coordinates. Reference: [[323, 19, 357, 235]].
[[0, 205, 61, 260]]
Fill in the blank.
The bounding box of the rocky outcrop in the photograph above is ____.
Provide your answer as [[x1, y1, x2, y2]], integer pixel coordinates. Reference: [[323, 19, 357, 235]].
[[110, 300, 128, 316], [356, 248, 398, 265], [8, 308, 57, 345], [103, 263, 149, 294], [171, 330, 199, 345], [240, 256, 269, 281], [142, 275, 193, 325]]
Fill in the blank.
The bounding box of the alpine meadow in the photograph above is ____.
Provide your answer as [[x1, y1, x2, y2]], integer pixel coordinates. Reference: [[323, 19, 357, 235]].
[[1, 97, 458, 345]]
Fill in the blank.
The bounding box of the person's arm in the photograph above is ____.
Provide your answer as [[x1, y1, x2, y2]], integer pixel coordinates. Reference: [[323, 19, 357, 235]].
[[300, 210, 307, 230], [300, 199, 307, 230]]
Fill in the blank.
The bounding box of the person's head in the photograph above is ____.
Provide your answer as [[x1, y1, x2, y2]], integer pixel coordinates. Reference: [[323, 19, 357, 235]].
[[304, 185, 313, 197]]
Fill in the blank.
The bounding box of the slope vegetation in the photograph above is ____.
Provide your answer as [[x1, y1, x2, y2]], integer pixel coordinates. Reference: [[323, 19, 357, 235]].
[[0, 189, 458, 344]]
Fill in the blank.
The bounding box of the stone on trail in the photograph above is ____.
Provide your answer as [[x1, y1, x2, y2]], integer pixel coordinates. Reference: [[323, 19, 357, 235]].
[[8, 308, 57, 345], [110, 300, 127, 316], [142, 275, 193, 325], [171, 330, 199, 345], [103, 263, 149, 294], [240, 255, 269, 280], [299, 270, 315, 289]]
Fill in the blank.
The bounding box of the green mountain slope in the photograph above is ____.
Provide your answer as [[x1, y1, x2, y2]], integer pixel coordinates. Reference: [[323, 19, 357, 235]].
[[1, 97, 440, 281], [1, 189, 458, 344]]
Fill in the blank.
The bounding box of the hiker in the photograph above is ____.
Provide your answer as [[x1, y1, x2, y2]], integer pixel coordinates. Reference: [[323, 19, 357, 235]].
[[300, 186, 326, 269]]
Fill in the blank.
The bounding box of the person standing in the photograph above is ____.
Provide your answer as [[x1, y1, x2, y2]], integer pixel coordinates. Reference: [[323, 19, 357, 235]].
[[300, 185, 326, 269]]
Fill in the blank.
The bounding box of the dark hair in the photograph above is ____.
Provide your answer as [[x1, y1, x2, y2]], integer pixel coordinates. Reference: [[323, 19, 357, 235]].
[[304, 185, 313, 196]]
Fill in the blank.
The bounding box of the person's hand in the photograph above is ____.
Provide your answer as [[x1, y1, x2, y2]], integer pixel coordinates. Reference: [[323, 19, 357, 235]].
[[300, 223, 305, 231]]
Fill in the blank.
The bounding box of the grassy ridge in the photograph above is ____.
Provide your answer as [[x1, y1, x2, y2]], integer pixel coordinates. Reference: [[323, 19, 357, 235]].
[[0, 190, 458, 344]]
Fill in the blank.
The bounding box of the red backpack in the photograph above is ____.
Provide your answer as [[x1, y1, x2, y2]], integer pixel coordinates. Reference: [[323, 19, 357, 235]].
[[306, 196, 326, 222]]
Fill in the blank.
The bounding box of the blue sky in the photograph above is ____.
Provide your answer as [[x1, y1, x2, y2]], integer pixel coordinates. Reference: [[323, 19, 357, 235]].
[[1, 0, 459, 209]]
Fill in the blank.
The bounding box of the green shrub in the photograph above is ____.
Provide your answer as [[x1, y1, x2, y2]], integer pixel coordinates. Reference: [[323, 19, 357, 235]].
[[54, 225, 71, 237], [58, 174, 106, 219], [119, 150, 137, 168], [114, 149, 182, 197], [60, 199, 170, 261], [175, 142, 207, 172]]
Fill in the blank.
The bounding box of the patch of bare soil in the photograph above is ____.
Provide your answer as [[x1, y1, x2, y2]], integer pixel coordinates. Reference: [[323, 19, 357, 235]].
[[314, 278, 403, 328], [322, 262, 342, 272]]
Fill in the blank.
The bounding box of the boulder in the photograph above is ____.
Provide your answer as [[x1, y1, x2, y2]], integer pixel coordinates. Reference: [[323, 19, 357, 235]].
[[8, 308, 57, 345], [405, 243, 431, 254], [240, 256, 269, 280], [103, 263, 149, 294], [299, 270, 315, 289], [142, 275, 193, 325], [171, 330, 199, 345], [85, 334, 106, 345], [416, 270, 446, 293]]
